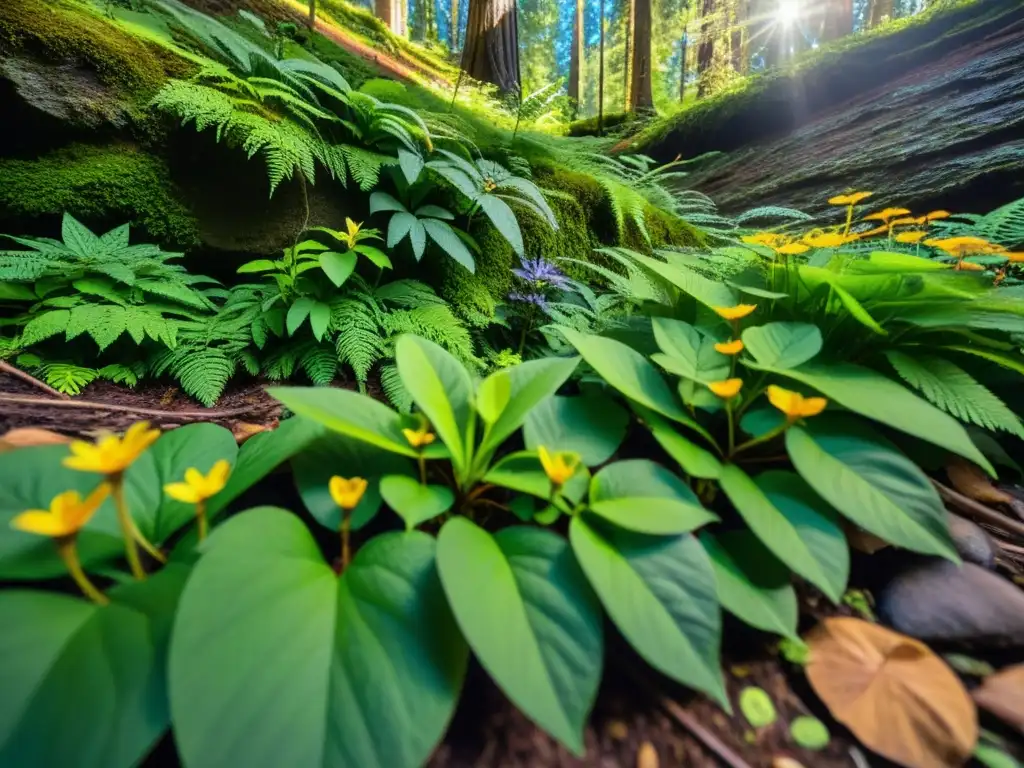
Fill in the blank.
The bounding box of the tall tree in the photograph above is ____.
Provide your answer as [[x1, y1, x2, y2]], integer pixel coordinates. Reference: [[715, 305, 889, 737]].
[[628, 0, 654, 109], [308, 0, 316, 28], [461, 0, 521, 94], [450, 0, 461, 48], [696, 0, 715, 96], [623, 0, 634, 109], [568, 0, 584, 107], [375, 0, 402, 31], [869, 0, 894, 27], [598, 0, 606, 133], [731, 0, 747, 73], [679, 31, 687, 100]]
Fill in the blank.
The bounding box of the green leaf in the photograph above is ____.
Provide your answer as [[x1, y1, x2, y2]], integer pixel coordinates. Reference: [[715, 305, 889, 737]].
[[422, 219, 475, 273], [397, 148, 424, 184], [831, 283, 888, 335], [436, 520, 602, 754], [286, 297, 314, 335], [479, 356, 581, 458], [701, 531, 799, 639], [61, 212, 100, 258], [651, 318, 728, 385], [309, 301, 331, 341], [369, 191, 407, 215], [320, 251, 357, 287], [380, 476, 453, 530], [635, 405, 722, 479], [476, 369, 512, 424], [786, 418, 957, 560], [742, 360, 994, 474], [524, 393, 629, 466], [395, 335, 473, 472], [484, 450, 589, 503], [569, 516, 726, 706], [409, 220, 427, 259], [718, 465, 848, 602], [625, 251, 737, 309], [353, 244, 393, 269], [588, 459, 717, 535], [388, 211, 417, 247], [790, 716, 830, 750], [170, 509, 467, 768], [741, 322, 822, 369], [269, 387, 418, 457], [739, 687, 777, 728], [478, 195, 524, 256]]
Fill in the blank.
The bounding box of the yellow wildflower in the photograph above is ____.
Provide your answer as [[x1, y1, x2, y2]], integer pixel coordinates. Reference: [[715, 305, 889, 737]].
[[889, 216, 925, 227], [12, 484, 110, 539], [862, 207, 911, 222], [63, 421, 160, 476], [714, 339, 745, 356], [895, 231, 928, 244], [342, 217, 362, 247], [924, 237, 1002, 256], [708, 378, 743, 399], [164, 460, 231, 504], [403, 425, 436, 449], [775, 242, 810, 255], [955, 261, 985, 272], [828, 192, 873, 206], [329, 476, 368, 510], [713, 304, 757, 321], [767, 385, 827, 421], [742, 232, 787, 247], [1004, 252, 1024, 263], [802, 232, 847, 248], [537, 446, 580, 488], [924, 210, 951, 221]]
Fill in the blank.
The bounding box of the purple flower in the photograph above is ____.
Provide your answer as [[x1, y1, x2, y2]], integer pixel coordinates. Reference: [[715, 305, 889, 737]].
[[508, 291, 549, 310], [512, 257, 570, 289]]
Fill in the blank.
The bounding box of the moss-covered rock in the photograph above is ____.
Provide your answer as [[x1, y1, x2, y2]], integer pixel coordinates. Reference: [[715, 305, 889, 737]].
[[0, 142, 199, 246]]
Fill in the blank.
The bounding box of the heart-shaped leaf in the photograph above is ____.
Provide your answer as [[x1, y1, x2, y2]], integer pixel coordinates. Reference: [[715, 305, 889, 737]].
[[320, 251, 357, 287], [380, 475, 454, 530]]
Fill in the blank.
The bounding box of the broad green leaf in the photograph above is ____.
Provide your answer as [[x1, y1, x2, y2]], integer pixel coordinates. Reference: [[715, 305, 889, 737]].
[[292, 433, 412, 531], [380, 476, 453, 531], [352, 244, 392, 269], [569, 517, 726, 706], [524, 393, 629, 466], [236, 259, 278, 273], [476, 370, 512, 424], [742, 360, 994, 473], [395, 335, 473, 471], [718, 465, 847, 602], [369, 191, 407, 214], [409, 220, 427, 259], [269, 387, 418, 457], [320, 251, 357, 287], [651, 321, 730, 394], [170, 509, 466, 768], [286, 297, 314, 335], [388, 211, 417, 247], [652, 317, 700, 364], [588, 459, 717, 535], [786, 418, 957, 560], [478, 194, 524, 256], [422, 219, 475, 273], [741, 322, 822, 369], [397, 149, 423, 184], [478, 356, 581, 457], [790, 716, 831, 750], [832, 283, 887, 335], [626, 251, 737, 309], [635, 405, 722, 479], [436, 520, 602, 754], [309, 301, 331, 341], [61, 212, 101, 258], [700, 531, 799, 639], [484, 451, 589, 503]]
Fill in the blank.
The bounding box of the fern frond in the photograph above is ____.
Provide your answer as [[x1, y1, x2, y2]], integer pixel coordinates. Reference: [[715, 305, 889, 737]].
[[381, 305, 477, 367], [35, 363, 99, 396], [379, 363, 412, 413], [332, 296, 384, 383], [299, 342, 338, 386]]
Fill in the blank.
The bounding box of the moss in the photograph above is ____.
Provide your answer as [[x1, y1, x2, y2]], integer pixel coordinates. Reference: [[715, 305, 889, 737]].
[[0, 0, 170, 102], [0, 143, 199, 247], [301, 33, 380, 89]]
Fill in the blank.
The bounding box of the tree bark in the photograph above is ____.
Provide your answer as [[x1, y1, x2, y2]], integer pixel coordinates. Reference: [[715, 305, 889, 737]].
[[569, 0, 584, 105], [679, 31, 687, 101], [869, 0, 893, 27], [731, 0, 748, 73], [450, 0, 460, 48], [628, 0, 654, 110], [598, 0, 606, 133], [375, 0, 395, 30], [308, 0, 316, 28], [399, 0, 408, 36], [624, 0, 634, 109], [696, 0, 715, 96], [461, 0, 521, 94]]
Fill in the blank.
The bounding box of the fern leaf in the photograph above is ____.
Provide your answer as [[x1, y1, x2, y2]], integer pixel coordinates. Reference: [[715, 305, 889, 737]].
[[36, 363, 98, 396], [299, 343, 338, 386], [163, 347, 236, 407], [379, 362, 412, 413], [976, 195, 1024, 248], [886, 351, 1024, 438], [341, 145, 398, 192], [99, 363, 141, 388], [20, 310, 71, 346], [262, 346, 299, 381], [332, 297, 384, 383]]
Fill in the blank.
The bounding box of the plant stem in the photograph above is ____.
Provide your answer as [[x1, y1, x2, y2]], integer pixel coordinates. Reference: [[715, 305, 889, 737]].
[[725, 403, 735, 456], [128, 515, 166, 563], [843, 204, 853, 236], [112, 478, 146, 580], [418, 453, 427, 485], [195, 501, 208, 542], [58, 539, 109, 605], [340, 508, 351, 571]]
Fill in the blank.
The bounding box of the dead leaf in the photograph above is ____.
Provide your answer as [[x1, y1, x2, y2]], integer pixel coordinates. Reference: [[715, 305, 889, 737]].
[[772, 759, 806, 768], [636, 741, 658, 768], [972, 664, 1024, 732], [0, 428, 72, 448], [806, 617, 977, 768], [947, 459, 1013, 505], [843, 522, 890, 554], [231, 421, 270, 444]]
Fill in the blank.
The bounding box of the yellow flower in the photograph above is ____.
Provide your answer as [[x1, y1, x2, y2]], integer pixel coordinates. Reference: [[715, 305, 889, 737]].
[[708, 378, 743, 399], [775, 242, 810, 255], [343, 217, 362, 247], [537, 446, 580, 488], [1004, 252, 1024, 263], [164, 460, 231, 504], [802, 232, 848, 248], [828, 192, 872, 206], [63, 421, 160, 475], [767, 385, 827, 421], [11, 484, 111, 538], [924, 237, 1002, 256], [895, 230, 928, 244], [889, 216, 925, 227], [924, 210, 951, 221], [403, 425, 436, 449], [712, 304, 757, 321], [714, 339, 745, 355], [862, 207, 911, 222], [329, 476, 368, 510], [742, 232, 787, 247], [955, 260, 985, 272]]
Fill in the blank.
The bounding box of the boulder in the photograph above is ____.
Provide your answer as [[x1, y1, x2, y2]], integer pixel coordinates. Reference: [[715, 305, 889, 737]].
[[946, 513, 997, 570]]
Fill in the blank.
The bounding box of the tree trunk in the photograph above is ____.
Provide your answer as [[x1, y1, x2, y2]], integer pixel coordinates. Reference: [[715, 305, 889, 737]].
[[308, 0, 316, 28], [399, 0, 408, 36], [628, 0, 654, 110], [731, 0, 746, 73], [375, 0, 395, 30], [461, 0, 521, 94], [836, 0, 853, 35], [598, 0, 606, 133], [450, 0, 460, 48], [869, 0, 893, 26], [568, 0, 584, 106], [624, 0, 634, 109], [696, 0, 715, 96], [679, 31, 687, 101]]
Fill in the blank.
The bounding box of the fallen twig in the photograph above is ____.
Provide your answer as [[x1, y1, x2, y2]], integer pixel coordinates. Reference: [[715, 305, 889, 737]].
[[0, 393, 278, 420], [933, 480, 1024, 538], [0, 361, 69, 399]]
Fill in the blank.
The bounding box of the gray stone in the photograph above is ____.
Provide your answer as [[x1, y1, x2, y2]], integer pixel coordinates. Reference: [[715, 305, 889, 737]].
[[946, 512, 997, 570], [876, 560, 1024, 646], [0, 55, 130, 128]]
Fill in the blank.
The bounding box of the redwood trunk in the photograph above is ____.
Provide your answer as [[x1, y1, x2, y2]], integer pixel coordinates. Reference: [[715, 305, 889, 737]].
[[308, 0, 316, 28], [628, 0, 654, 110], [598, 0, 606, 132], [569, 0, 584, 104], [624, 0, 634, 109], [460, 0, 521, 94], [450, 0, 460, 48], [696, 0, 715, 96], [679, 32, 687, 100]]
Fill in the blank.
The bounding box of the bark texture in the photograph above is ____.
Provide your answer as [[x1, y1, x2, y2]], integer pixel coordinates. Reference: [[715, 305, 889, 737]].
[[460, 0, 520, 94], [628, 0, 653, 110], [696, 0, 715, 97], [632, 0, 1024, 217], [568, 0, 584, 103]]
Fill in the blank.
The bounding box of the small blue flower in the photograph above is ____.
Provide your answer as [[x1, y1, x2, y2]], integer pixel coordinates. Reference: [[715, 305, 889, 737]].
[[508, 291, 549, 310], [512, 257, 570, 289]]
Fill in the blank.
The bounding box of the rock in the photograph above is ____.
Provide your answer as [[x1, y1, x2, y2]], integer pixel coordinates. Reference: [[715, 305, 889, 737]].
[[876, 560, 1024, 646], [0, 56, 130, 128], [946, 512, 997, 570]]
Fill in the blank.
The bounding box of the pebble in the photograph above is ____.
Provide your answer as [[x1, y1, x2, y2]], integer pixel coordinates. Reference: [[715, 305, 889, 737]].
[[946, 512, 997, 569], [876, 560, 1024, 646]]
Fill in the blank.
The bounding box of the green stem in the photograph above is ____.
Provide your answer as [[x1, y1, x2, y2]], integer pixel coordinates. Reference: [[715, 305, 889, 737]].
[[196, 500, 208, 542], [418, 453, 427, 485], [843, 205, 853, 237], [732, 422, 791, 457], [726, 403, 735, 457], [112, 478, 146, 580], [129, 515, 165, 563], [58, 539, 109, 605], [340, 507, 351, 571]]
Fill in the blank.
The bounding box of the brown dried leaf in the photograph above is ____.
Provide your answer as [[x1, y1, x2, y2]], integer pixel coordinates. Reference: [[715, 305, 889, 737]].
[[947, 459, 1013, 505], [843, 521, 890, 554], [231, 421, 270, 444], [636, 741, 659, 768], [0, 428, 72, 448], [806, 617, 977, 768], [972, 664, 1024, 732], [772, 759, 806, 768]]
